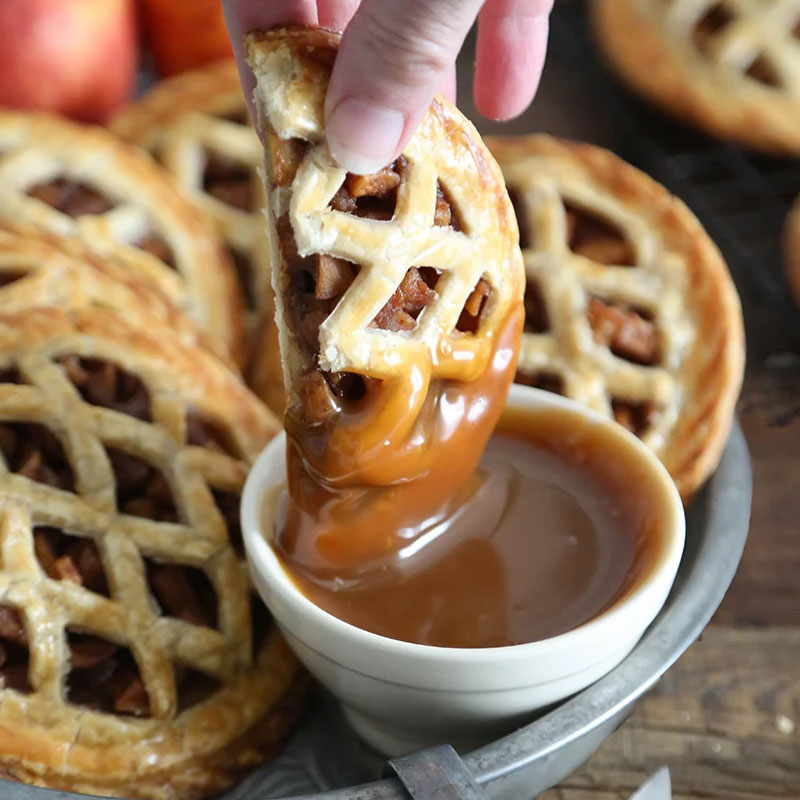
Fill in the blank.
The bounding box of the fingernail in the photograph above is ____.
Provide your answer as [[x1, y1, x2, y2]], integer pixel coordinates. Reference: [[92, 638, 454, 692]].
[[326, 98, 405, 174]]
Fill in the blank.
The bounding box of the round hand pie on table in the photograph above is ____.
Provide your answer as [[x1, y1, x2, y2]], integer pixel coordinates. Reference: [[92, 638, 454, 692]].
[[487, 134, 744, 500], [0, 219, 220, 359], [591, 0, 800, 155], [0, 110, 244, 365], [0, 292, 302, 799], [110, 62, 284, 416]]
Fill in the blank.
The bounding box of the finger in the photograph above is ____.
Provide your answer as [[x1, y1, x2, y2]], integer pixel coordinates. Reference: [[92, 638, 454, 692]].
[[316, 0, 362, 31], [474, 0, 552, 120], [325, 0, 484, 174], [440, 66, 458, 105], [221, 0, 318, 123]]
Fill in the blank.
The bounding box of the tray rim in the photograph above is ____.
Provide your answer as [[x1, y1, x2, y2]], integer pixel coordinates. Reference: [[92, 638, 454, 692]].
[[296, 421, 752, 799], [0, 421, 752, 800]]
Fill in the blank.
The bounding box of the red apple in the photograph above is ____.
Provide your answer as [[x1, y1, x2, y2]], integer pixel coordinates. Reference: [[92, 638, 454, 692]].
[[0, 0, 138, 123], [140, 0, 233, 77]]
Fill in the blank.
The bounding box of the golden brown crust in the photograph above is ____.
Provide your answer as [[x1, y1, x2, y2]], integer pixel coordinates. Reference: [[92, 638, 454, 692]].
[[0, 110, 245, 364], [591, 0, 800, 155], [111, 62, 284, 416], [487, 134, 745, 500], [0, 303, 300, 799], [0, 220, 232, 367], [110, 60, 246, 150]]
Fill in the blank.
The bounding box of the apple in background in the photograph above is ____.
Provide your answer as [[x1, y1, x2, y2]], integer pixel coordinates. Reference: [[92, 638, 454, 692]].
[[0, 0, 138, 124], [140, 0, 233, 77]]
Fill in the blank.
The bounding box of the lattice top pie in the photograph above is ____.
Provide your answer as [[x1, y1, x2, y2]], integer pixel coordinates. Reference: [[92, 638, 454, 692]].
[[0, 110, 244, 363], [0, 303, 301, 799], [0, 219, 224, 363], [109, 63, 281, 410], [592, 0, 800, 154], [488, 135, 744, 499], [245, 27, 524, 476]]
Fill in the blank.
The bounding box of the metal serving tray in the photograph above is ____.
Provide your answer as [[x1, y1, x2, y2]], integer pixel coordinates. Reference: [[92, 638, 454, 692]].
[[4, 423, 752, 800], [2, 2, 759, 796]]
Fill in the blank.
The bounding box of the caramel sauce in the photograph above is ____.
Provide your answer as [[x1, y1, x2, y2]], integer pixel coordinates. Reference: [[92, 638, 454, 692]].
[[278, 306, 523, 571], [273, 404, 667, 648]]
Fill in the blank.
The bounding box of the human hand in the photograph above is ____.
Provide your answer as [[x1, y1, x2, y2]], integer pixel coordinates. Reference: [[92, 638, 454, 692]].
[[222, 0, 553, 174]]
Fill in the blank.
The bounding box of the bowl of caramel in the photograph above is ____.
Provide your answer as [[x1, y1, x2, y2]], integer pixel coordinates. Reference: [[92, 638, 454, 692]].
[[242, 384, 685, 756]]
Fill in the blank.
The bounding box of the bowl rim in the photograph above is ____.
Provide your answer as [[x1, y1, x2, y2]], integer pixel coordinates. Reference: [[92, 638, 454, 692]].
[[241, 385, 686, 666]]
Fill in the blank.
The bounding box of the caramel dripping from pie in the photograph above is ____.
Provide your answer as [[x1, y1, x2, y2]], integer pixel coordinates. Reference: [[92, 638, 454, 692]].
[[251, 27, 524, 575], [269, 139, 522, 570]]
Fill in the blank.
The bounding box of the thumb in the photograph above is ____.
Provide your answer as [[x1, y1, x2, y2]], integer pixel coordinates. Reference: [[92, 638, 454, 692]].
[[325, 0, 484, 174]]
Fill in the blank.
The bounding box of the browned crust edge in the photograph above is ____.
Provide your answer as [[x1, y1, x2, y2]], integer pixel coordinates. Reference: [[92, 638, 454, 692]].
[[110, 60, 245, 147], [0, 672, 309, 800], [590, 0, 800, 156], [487, 134, 745, 500]]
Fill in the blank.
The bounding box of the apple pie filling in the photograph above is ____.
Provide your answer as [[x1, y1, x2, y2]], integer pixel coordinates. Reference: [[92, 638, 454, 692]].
[[27, 178, 115, 217], [564, 203, 634, 266], [0, 606, 31, 693], [27, 178, 176, 267], [587, 297, 660, 366], [65, 629, 149, 717], [203, 152, 254, 212], [0, 269, 28, 289], [34, 526, 108, 596], [58, 355, 152, 421], [0, 363, 24, 384], [0, 422, 75, 492], [612, 399, 656, 436], [145, 560, 218, 628], [279, 148, 493, 423]]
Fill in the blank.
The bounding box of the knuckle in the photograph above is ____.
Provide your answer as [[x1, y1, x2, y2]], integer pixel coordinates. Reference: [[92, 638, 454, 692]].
[[356, 2, 460, 87]]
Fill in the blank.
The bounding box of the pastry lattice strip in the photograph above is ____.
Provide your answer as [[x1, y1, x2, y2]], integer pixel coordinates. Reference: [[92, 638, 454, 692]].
[[500, 150, 694, 455], [0, 110, 242, 361], [661, 0, 800, 94], [111, 65, 270, 317], [288, 137, 506, 381], [0, 312, 274, 730]]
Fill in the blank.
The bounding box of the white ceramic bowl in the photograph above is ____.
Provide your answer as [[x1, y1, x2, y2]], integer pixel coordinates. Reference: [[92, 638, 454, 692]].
[[241, 385, 685, 756]]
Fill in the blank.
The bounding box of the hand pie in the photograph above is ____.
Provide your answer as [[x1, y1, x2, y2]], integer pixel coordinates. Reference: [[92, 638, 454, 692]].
[[487, 134, 744, 500], [110, 63, 284, 414], [592, 0, 800, 154], [0, 304, 301, 799], [0, 111, 244, 363], [245, 27, 524, 483], [0, 220, 226, 363]]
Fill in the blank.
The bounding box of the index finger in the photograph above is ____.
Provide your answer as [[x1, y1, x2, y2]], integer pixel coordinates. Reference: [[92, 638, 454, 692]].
[[221, 0, 319, 119], [221, 0, 361, 121]]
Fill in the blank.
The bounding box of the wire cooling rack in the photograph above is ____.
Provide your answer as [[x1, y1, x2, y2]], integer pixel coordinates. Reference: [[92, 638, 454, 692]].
[[462, 0, 800, 363]]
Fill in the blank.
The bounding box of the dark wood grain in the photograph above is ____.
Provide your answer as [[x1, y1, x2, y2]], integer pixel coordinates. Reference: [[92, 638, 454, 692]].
[[543, 627, 800, 799], [711, 365, 800, 627]]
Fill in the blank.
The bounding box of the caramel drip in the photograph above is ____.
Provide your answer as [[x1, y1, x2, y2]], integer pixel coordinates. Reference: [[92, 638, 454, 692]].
[[277, 305, 523, 572]]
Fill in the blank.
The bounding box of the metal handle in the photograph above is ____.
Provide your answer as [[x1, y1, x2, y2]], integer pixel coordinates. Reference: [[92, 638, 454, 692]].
[[385, 745, 489, 800]]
